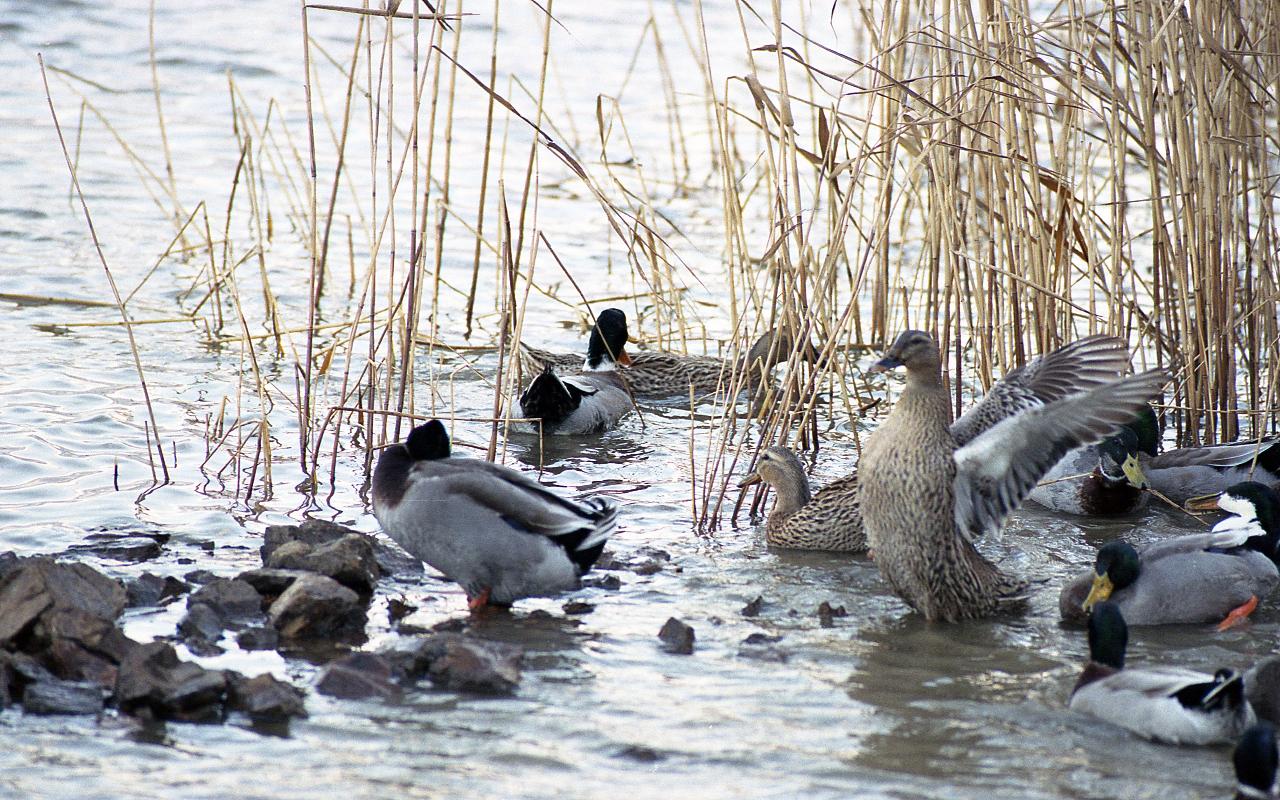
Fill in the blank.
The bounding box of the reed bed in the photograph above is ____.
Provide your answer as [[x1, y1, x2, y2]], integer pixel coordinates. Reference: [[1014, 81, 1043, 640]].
[[43, 0, 1280, 525]]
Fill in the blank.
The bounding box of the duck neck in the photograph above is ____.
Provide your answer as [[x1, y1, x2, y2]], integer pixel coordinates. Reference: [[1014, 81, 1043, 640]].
[[769, 472, 812, 520], [900, 362, 952, 428]]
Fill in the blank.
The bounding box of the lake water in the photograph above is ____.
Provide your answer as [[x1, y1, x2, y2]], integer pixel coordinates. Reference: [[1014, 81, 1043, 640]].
[[0, 1, 1267, 798]]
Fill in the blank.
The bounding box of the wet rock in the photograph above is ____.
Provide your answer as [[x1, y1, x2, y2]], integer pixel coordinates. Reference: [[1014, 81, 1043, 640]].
[[387, 597, 417, 623], [268, 575, 366, 641], [36, 608, 139, 687], [262, 519, 348, 562], [658, 617, 695, 655], [741, 595, 764, 617], [737, 643, 789, 663], [183, 569, 219, 585], [125, 573, 189, 608], [178, 603, 225, 643], [742, 632, 782, 645], [817, 601, 848, 628], [266, 535, 379, 597], [68, 535, 162, 563], [370, 539, 425, 578], [235, 626, 279, 652], [236, 568, 308, 599], [562, 601, 594, 615], [0, 551, 20, 579], [615, 745, 664, 763], [597, 547, 672, 576], [115, 641, 228, 722], [227, 673, 306, 721], [199, 540, 216, 552], [581, 573, 622, 591], [384, 634, 522, 695], [316, 652, 400, 700], [23, 679, 104, 715], [190, 578, 263, 620], [0, 559, 126, 645]]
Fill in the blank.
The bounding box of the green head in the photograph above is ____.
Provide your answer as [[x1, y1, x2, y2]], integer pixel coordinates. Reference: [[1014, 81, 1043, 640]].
[[1082, 541, 1140, 612], [406, 419, 452, 460], [1086, 600, 1128, 670], [1220, 481, 1280, 559]]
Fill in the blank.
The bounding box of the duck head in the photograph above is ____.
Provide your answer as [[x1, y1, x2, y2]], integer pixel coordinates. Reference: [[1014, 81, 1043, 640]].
[[1086, 600, 1128, 670], [1098, 427, 1150, 489], [1234, 722, 1279, 800], [738, 446, 812, 509], [405, 419, 452, 460], [1082, 541, 1141, 612], [868, 329, 940, 375], [584, 308, 631, 371], [1217, 481, 1280, 560]]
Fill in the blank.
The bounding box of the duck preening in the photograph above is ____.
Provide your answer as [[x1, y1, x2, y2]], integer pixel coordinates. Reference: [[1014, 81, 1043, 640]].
[[517, 308, 634, 435], [737, 446, 866, 552], [1059, 481, 1280, 628], [371, 420, 618, 609], [858, 329, 1167, 621], [1069, 601, 1256, 745]]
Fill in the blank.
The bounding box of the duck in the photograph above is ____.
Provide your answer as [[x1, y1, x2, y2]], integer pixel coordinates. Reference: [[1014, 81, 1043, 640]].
[[737, 446, 865, 552], [371, 419, 619, 609], [517, 307, 634, 435], [1234, 723, 1279, 800], [519, 325, 804, 400], [1068, 600, 1256, 745], [858, 329, 1166, 621], [735, 334, 1134, 553], [1030, 405, 1280, 514], [1058, 481, 1280, 628]]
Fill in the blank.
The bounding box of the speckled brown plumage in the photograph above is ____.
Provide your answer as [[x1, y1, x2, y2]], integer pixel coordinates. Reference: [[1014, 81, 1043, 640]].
[[739, 446, 865, 552]]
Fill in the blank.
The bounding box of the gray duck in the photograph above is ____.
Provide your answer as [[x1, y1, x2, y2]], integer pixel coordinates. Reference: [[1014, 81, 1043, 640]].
[[372, 420, 618, 609], [1059, 481, 1280, 627], [858, 330, 1166, 621], [518, 308, 634, 435]]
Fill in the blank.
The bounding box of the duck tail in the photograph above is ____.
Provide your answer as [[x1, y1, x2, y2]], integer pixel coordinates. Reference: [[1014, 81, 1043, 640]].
[[552, 497, 618, 574], [520, 367, 582, 428]]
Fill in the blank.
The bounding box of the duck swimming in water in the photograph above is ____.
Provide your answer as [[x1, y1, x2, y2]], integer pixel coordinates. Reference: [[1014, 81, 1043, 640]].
[[518, 308, 634, 435]]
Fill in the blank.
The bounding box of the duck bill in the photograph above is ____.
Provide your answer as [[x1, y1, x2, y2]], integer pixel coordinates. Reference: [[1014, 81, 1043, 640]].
[[867, 355, 903, 374], [738, 471, 762, 489], [1082, 574, 1114, 612], [1185, 492, 1223, 512], [1120, 454, 1148, 489]]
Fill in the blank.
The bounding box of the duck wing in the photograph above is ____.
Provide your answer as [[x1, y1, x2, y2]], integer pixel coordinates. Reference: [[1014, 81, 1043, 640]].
[[953, 368, 1167, 539], [1150, 439, 1280, 471], [950, 335, 1128, 446]]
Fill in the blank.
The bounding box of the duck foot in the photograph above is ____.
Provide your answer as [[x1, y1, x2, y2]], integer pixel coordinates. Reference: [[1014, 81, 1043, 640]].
[[1216, 595, 1259, 631], [467, 587, 492, 612]]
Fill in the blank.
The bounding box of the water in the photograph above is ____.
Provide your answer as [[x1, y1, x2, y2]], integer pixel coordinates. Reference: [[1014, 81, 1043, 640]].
[[0, 2, 1269, 798]]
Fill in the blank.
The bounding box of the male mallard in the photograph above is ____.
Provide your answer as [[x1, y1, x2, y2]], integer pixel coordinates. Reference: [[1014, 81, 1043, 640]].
[[519, 326, 803, 399], [1059, 482, 1280, 628], [737, 446, 865, 552], [1030, 405, 1280, 514], [518, 308, 634, 435], [736, 334, 1134, 553], [1069, 601, 1255, 745], [858, 330, 1166, 621], [372, 420, 618, 609], [1233, 723, 1279, 800]]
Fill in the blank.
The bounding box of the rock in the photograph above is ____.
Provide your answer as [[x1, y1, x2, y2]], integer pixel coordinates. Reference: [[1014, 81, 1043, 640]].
[[227, 673, 306, 721], [262, 519, 348, 563], [742, 632, 782, 645], [387, 597, 417, 623], [370, 539, 424, 578], [236, 568, 308, 599], [615, 745, 664, 762], [737, 643, 789, 663], [658, 617, 695, 655], [581, 573, 622, 591], [596, 547, 671, 576], [562, 601, 594, 615], [0, 551, 20, 579], [23, 679, 104, 715], [183, 569, 219, 585], [268, 575, 366, 641], [190, 579, 262, 620], [315, 653, 400, 700], [37, 608, 139, 687], [817, 601, 847, 628], [266, 535, 379, 596], [199, 540, 216, 552], [179, 603, 225, 642], [115, 641, 227, 722], [125, 573, 189, 608], [235, 626, 279, 651], [384, 634, 522, 695], [68, 535, 162, 563], [0, 559, 126, 645], [741, 595, 764, 617]]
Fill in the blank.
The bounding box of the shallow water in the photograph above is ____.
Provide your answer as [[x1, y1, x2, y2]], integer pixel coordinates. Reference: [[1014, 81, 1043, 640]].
[[0, 2, 1270, 798]]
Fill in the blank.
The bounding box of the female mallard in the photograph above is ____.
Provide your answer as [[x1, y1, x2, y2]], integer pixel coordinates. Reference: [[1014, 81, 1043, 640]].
[[518, 308, 634, 435], [1059, 482, 1280, 628], [1233, 723, 1279, 800], [372, 420, 618, 609], [735, 334, 1135, 553], [858, 330, 1166, 621], [519, 326, 802, 399], [737, 446, 865, 552], [1069, 601, 1256, 745], [1030, 405, 1280, 514]]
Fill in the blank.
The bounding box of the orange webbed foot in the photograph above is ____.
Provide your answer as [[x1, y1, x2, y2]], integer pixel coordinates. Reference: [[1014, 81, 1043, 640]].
[[1217, 595, 1259, 631]]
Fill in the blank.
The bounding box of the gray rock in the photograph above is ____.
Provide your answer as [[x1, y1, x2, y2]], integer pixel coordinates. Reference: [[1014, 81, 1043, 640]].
[[315, 653, 400, 700], [182, 569, 220, 585], [115, 641, 227, 722], [179, 603, 225, 642], [0, 559, 126, 645], [236, 568, 308, 599], [189, 578, 262, 620], [23, 679, 104, 715], [581, 573, 622, 590], [817, 601, 847, 628], [125, 573, 189, 607], [658, 617, 695, 655], [268, 575, 366, 641], [235, 626, 279, 651], [741, 595, 765, 617], [383, 633, 521, 695], [68, 535, 162, 563], [266, 535, 378, 596], [227, 673, 306, 721], [264, 520, 420, 578]]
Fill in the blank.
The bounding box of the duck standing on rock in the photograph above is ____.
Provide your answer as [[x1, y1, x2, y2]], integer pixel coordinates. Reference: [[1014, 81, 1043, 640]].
[[372, 420, 618, 610], [518, 308, 634, 435], [858, 330, 1167, 621]]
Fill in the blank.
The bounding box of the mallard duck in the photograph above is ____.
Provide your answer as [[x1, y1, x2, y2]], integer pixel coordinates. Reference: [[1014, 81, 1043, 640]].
[[371, 420, 619, 609], [858, 330, 1166, 621], [737, 446, 865, 552], [1059, 482, 1280, 628], [519, 326, 802, 399], [1030, 405, 1280, 514], [1233, 723, 1279, 800], [736, 335, 1132, 554], [1069, 601, 1256, 745], [518, 308, 634, 435]]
